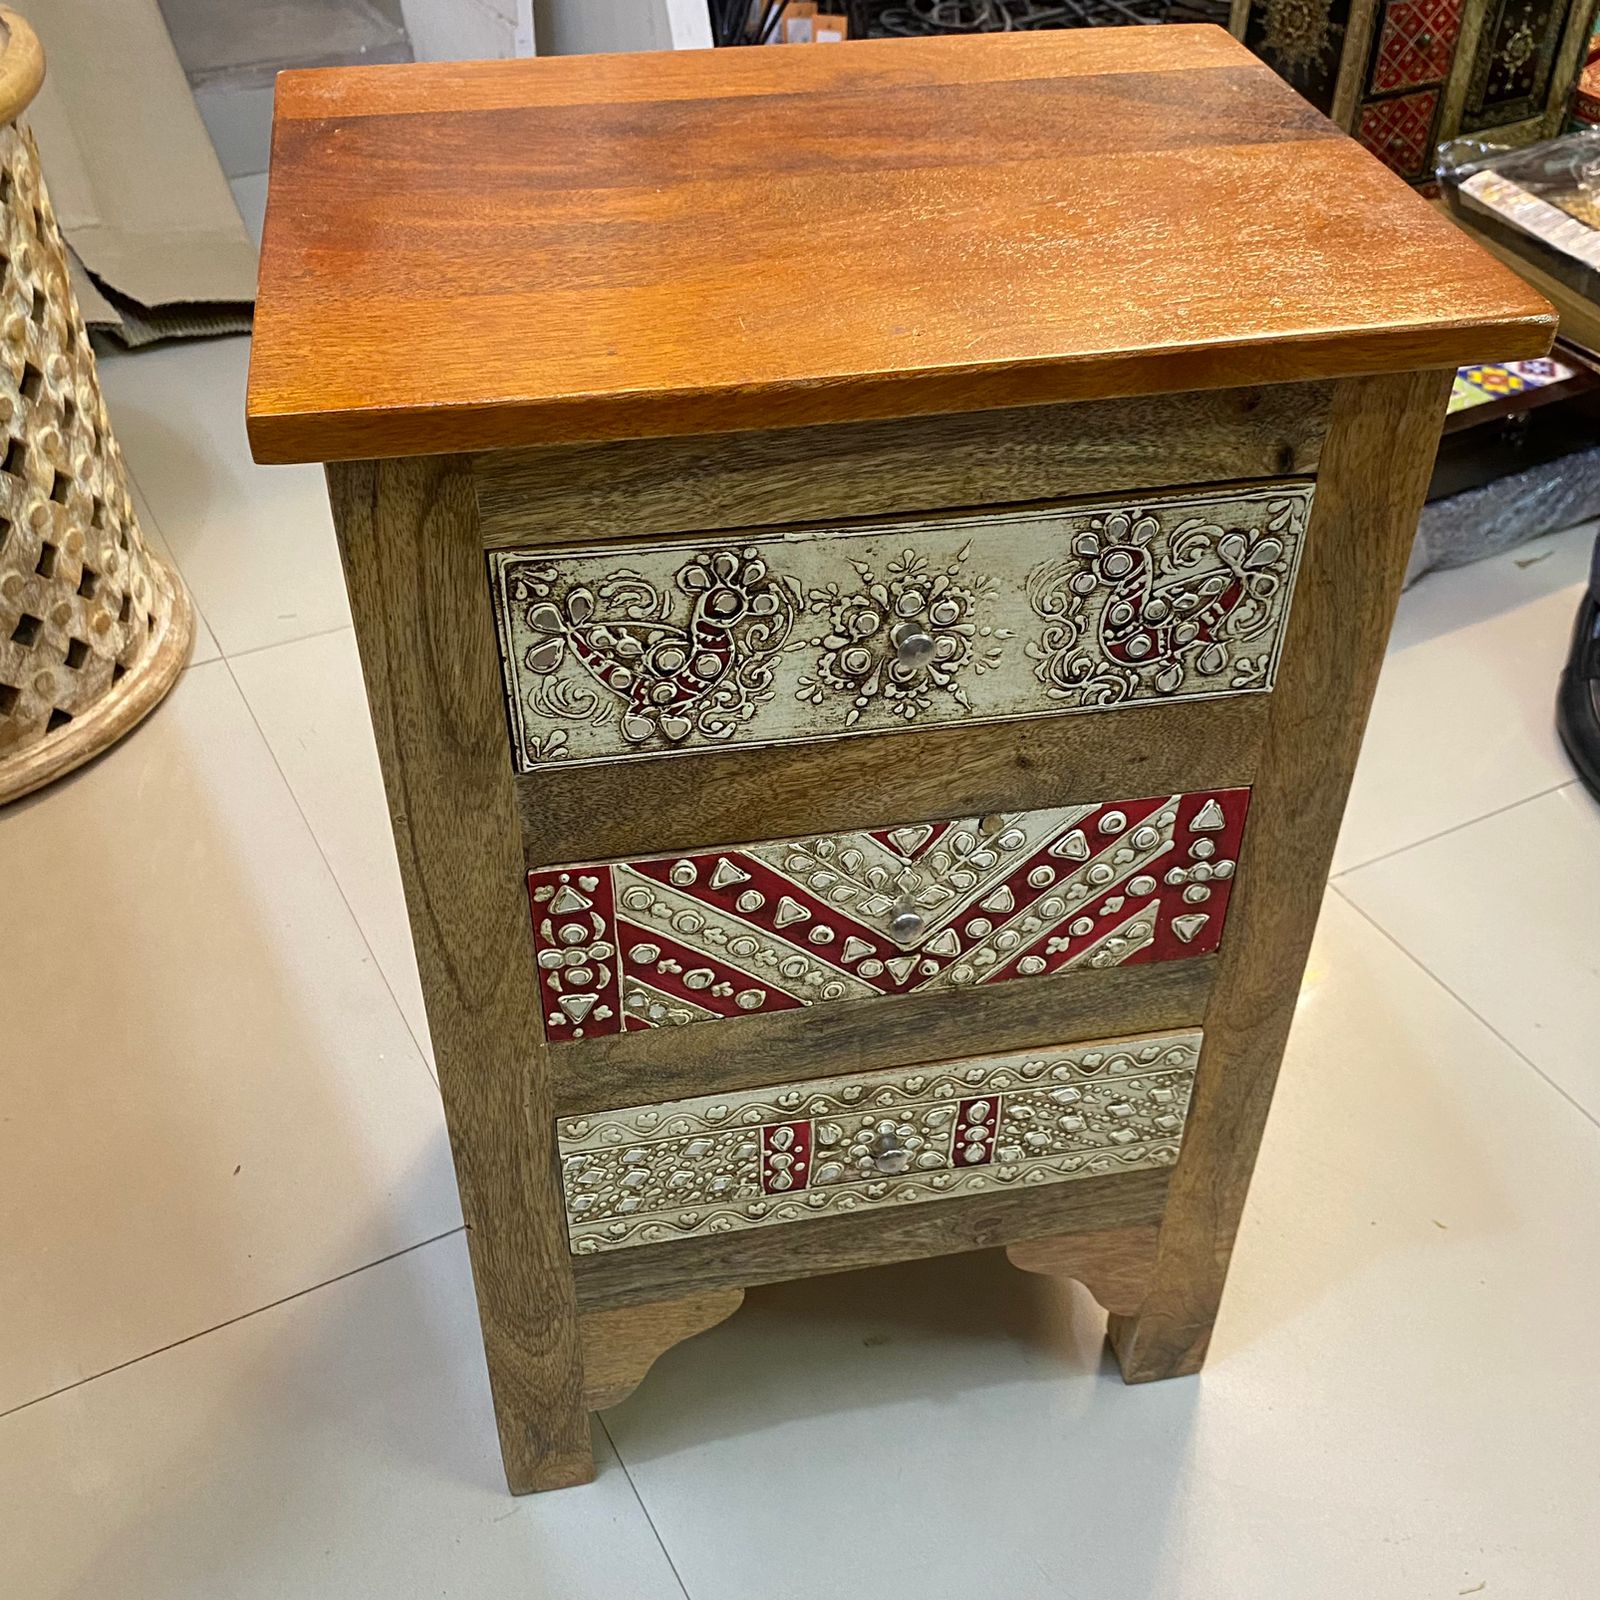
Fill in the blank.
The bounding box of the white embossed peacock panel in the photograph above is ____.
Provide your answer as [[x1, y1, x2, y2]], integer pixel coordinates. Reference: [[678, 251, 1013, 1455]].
[[527, 787, 1248, 1043], [558, 1031, 1202, 1253], [489, 485, 1312, 771]]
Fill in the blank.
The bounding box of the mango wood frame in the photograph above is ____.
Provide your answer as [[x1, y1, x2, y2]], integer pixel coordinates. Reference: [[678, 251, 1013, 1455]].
[[326, 369, 1454, 1492]]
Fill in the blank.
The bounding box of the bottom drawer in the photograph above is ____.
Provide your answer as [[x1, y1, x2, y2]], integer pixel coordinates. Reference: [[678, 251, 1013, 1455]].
[[559, 1029, 1200, 1255]]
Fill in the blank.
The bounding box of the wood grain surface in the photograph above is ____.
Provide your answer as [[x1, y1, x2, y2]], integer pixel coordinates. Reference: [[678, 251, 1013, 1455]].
[[519, 692, 1268, 871], [553, 957, 1214, 1115], [579, 1290, 744, 1410], [246, 27, 1551, 464], [1006, 1224, 1161, 1316], [1107, 368, 1458, 1381], [573, 1166, 1171, 1312], [473, 384, 1332, 550], [326, 456, 592, 1492]]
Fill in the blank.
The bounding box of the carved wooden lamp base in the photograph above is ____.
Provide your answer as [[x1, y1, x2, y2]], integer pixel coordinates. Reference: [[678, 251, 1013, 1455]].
[[0, 11, 192, 805], [245, 28, 1551, 1491]]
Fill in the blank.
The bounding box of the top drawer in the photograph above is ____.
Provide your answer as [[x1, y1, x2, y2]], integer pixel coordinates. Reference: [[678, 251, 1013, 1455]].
[[490, 482, 1313, 773]]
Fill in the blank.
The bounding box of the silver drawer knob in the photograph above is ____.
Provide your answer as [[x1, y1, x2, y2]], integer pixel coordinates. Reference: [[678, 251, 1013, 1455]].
[[891, 623, 937, 669], [868, 1128, 912, 1175], [887, 903, 924, 945]]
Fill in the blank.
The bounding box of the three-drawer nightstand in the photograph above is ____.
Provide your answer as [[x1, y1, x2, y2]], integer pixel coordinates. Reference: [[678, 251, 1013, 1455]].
[[245, 25, 1553, 1492]]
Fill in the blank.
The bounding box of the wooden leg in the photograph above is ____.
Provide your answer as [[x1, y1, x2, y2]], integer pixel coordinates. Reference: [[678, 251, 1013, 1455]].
[[580, 1289, 745, 1411], [1107, 369, 1455, 1384], [1006, 1225, 1160, 1317], [328, 457, 594, 1492]]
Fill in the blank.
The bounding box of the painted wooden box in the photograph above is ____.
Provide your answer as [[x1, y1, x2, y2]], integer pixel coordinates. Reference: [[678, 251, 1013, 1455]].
[[1232, 0, 1600, 183], [245, 25, 1552, 1493]]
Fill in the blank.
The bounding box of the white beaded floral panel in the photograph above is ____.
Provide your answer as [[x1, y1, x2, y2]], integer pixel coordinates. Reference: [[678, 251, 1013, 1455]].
[[489, 483, 1312, 770], [558, 1030, 1202, 1254]]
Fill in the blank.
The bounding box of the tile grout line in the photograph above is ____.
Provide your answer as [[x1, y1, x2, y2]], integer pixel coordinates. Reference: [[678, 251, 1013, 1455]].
[[1331, 778, 1577, 881], [0, 1226, 466, 1424], [224, 621, 354, 666], [1330, 884, 1600, 1134], [221, 648, 440, 1085], [596, 1414, 695, 1600], [119, 457, 355, 672]]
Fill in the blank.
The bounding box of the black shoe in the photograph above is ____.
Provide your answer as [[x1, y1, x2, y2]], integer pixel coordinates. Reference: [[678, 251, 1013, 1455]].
[[1556, 537, 1600, 804]]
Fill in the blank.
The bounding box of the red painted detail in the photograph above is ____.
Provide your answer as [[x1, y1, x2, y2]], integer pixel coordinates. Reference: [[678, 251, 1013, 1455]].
[[527, 786, 1253, 1043], [526, 867, 623, 1044], [761, 1121, 811, 1194], [1357, 89, 1440, 179], [1371, 0, 1463, 94], [627, 849, 909, 988], [953, 1097, 1000, 1167], [1139, 786, 1250, 966], [613, 919, 808, 1028]]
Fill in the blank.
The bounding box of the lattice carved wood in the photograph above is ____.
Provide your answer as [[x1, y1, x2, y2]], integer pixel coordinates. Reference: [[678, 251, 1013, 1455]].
[[0, 116, 190, 802]]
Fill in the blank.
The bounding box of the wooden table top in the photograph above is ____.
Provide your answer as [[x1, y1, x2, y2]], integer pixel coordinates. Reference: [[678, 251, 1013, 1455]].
[[245, 25, 1553, 465]]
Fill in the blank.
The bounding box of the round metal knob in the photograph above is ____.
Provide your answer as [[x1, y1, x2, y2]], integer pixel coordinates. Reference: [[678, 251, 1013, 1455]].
[[891, 623, 937, 669], [868, 1128, 912, 1175], [887, 903, 925, 945]]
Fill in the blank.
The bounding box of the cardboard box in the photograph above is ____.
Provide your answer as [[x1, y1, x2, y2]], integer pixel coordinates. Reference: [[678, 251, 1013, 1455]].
[[23, 0, 256, 342]]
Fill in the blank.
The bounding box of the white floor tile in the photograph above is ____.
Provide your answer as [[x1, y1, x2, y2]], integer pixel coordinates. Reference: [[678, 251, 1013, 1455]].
[[231, 629, 434, 1067], [1392, 517, 1595, 655], [1341, 781, 1600, 1121], [130, 479, 221, 669], [603, 894, 1600, 1600], [229, 171, 270, 253], [99, 337, 352, 658], [0, 662, 460, 1414], [1334, 531, 1588, 872], [0, 1235, 685, 1600]]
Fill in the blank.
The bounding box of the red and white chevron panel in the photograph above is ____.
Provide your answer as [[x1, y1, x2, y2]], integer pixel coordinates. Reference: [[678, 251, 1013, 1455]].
[[527, 788, 1249, 1043]]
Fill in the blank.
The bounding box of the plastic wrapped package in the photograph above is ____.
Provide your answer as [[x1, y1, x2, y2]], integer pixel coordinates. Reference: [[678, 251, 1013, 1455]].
[[1437, 132, 1600, 302], [1407, 444, 1600, 586]]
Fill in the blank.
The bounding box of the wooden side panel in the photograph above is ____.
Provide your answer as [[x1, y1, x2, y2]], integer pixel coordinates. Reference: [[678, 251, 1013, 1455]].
[[472, 384, 1332, 549], [1107, 367, 1457, 1381], [580, 1290, 745, 1410], [1007, 1224, 1162, 1316], [326, 456, 592, 1493]]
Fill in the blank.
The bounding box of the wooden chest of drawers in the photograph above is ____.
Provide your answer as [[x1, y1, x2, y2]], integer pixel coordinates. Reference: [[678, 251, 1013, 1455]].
[[245, 25, 1553, 1492]]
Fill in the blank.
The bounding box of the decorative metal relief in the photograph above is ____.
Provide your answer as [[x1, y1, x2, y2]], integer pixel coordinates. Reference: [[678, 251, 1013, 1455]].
[[1462, 0, 1578, 131], [490, 485, 1311, 772], [1239, 0, 1356, 111], [559, 1030, 1202, 1254], [528, 787, 1248, 1043]]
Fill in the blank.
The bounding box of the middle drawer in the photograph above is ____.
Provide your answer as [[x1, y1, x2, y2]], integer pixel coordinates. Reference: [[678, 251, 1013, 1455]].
[[530, 785, 1248, 1047]]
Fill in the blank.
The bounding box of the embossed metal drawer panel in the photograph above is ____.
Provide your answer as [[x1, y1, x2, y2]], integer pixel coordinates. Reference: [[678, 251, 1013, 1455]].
[[491, 484, 1311, 772], [560, 1029, 1201, 1254], [530, 786, 1248, 1043]]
